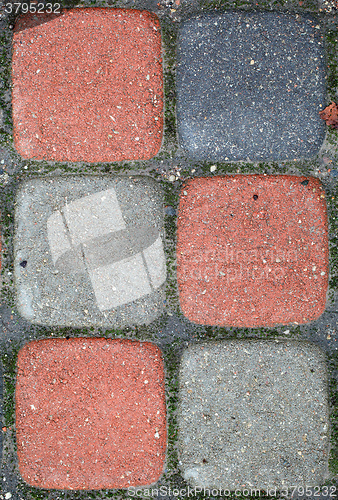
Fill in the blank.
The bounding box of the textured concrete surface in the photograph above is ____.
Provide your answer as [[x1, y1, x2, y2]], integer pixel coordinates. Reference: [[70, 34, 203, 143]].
[[14, 175, 166, 327], [16, 338, 166, 489], [12, 9, 163, 162], [176, 11, 326, 162], [0, 360, 2, 472], [177, 175, 329, 327], [178, 340, 329, 490], [0, 1, 337, 497]]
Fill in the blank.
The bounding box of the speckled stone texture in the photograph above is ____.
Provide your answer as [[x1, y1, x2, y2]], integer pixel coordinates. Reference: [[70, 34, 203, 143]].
[[14, 175, 166, 328], [12, 9, 163, 162], [178, 340, 329, 490], [176, 12, 325, 162], [0, 361, 2, 470], [177, 175, 329, 327], [16, 338, 167, 490]]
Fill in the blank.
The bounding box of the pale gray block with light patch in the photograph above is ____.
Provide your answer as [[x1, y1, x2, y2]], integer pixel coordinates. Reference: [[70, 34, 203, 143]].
[[14, 175, 166, 328]]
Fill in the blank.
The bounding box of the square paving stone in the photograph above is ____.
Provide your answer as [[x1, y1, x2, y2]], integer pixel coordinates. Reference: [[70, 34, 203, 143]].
[[16, 338, 166, 490], [178, 340, 329, 490], [14, 175, 166, 327], [176, 12, 325, 162], [177, 175, 329, 327], [12, 8, 163, 162]]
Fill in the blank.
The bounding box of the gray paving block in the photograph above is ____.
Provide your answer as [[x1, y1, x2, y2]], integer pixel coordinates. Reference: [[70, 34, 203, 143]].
[[176, 12, 326, 162], [178, 340, 329, 490], [14, 175, 166, 328]]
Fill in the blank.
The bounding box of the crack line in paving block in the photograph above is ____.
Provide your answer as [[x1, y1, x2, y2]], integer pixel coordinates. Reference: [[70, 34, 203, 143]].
[[141, 248, 155, 294], [60, 205, 87, 274]]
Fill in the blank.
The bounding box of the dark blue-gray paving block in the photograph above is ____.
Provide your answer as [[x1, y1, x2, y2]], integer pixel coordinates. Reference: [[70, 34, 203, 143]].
[[176, 12, 326, 162]]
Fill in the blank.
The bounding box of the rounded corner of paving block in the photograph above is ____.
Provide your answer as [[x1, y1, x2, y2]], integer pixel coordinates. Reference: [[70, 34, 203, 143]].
[[11, 8, 163, 163], [176, 12, 325, 162], [176, 174, 329, 327], [178, 339, 329, 490], [298, 339, 328, 365], [14, 176, 166, 326], [15, 338, 167, 490], [15, 176, 40, 198]]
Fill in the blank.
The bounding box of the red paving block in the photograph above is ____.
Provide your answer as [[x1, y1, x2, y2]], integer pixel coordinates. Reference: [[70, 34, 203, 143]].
[[177, 175, 329, 327], [12, 9, 163, 162], [16, 338, 166, 490]]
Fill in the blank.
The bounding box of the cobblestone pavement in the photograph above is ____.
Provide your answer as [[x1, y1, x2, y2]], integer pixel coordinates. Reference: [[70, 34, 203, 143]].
[[0, 0, 338, 499]]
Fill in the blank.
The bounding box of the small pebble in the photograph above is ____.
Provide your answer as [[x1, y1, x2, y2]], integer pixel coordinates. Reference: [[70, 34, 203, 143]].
[[183, 191, 188, 196], [169, 175, 176, 182], [322, 156, 332, 165], [165, 206, 176, 216], [210, 165, 217, 172], [5, 494, 12, 500]]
